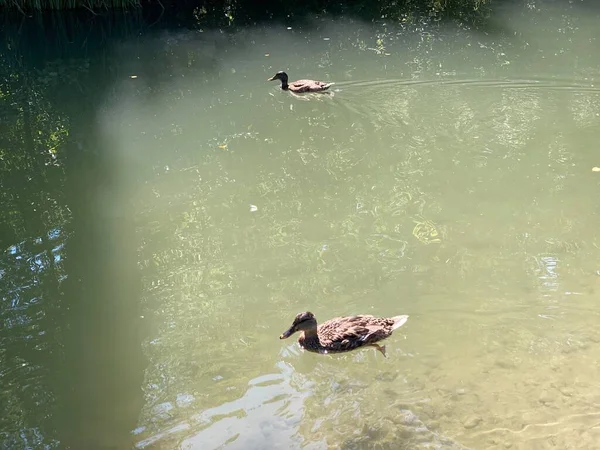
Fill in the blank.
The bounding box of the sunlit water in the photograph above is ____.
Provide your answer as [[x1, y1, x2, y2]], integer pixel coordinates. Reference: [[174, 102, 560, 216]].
[[2, 1, 600, 449]]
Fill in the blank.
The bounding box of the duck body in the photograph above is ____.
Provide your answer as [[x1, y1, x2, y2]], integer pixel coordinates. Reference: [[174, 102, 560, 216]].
[[280, 311, 408, 357], [268, 71, 334, 93]]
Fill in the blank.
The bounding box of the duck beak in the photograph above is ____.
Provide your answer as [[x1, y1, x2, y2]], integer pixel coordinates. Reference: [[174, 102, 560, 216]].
[[279, 326, 294, 339], [267, 75, 276, 81]]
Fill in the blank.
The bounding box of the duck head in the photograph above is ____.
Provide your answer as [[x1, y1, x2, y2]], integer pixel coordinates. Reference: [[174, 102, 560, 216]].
[[279, 311, 317, 339], [268, 71, 289, 84]]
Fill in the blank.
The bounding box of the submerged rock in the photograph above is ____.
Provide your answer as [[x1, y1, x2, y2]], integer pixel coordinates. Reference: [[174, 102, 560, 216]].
[[341, 409, 472, 449], [538, 390, 554, 404], [462, 415, 482, 429]]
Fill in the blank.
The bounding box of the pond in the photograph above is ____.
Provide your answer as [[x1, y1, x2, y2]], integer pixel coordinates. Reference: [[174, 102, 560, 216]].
[[1, 1, 600, 449]]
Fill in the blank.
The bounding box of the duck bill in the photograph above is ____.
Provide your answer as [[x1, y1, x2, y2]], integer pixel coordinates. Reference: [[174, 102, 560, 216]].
[[267, 75, 276, 81], [279, 326, 294, 339]]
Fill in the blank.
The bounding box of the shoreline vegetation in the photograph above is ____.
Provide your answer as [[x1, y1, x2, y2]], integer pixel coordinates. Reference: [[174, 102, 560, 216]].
[[0, 0, 491, 24]]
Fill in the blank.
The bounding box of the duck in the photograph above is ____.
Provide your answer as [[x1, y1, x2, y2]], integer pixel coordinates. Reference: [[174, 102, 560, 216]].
[[279, 311, 408, 357], [268, 71, 334, 93]]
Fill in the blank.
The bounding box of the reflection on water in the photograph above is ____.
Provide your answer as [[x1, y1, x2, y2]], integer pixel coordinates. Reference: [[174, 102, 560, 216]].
[[180, 369, 310, 450], [135, 364, 311, 450], [2, 1, 600, 449]]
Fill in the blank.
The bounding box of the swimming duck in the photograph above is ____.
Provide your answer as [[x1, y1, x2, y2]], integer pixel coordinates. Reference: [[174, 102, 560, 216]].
[[268, 71, 334, 93], [279, 311, 408, 357]]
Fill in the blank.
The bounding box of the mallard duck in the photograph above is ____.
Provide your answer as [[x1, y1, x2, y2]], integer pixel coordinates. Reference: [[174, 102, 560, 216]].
[[279, 311, 408, 357], [268, 71, 334, 93]]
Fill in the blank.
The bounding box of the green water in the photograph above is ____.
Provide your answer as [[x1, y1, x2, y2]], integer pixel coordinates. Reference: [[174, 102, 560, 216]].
[[2, 2, 600, 449]]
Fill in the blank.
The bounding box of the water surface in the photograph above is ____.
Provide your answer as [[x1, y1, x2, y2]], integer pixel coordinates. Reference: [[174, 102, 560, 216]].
[[2, 2, 600, 449]]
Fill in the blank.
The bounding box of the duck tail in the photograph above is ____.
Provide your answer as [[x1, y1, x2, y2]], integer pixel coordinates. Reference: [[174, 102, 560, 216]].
[[390, 315, 408, 330], [322, 82, 334, 90]]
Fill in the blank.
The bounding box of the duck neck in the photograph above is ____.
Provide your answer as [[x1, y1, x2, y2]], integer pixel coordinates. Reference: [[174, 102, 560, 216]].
[[304, 327, 318, 337], [302, 328, 319, 343], [281, 81, 289, 90]]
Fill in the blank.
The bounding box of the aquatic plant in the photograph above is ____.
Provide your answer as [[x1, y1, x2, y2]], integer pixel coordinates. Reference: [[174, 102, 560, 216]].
[[0, 0, 140, 11], [0, 0, 490, 18]]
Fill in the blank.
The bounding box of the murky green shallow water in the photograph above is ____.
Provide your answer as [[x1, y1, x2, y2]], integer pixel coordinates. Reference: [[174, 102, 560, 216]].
[[2, 2, 600, 449]]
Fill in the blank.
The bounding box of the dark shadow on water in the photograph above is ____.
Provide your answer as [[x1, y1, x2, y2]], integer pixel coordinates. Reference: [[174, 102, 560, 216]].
[[0, 11, 149, 449]]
